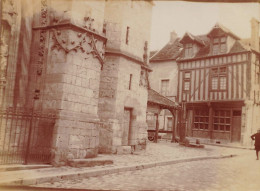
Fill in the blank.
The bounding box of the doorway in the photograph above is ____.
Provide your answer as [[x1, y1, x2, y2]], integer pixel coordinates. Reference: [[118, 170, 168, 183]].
[[122, 108, 132, 145], [231, 110, 241, 142]]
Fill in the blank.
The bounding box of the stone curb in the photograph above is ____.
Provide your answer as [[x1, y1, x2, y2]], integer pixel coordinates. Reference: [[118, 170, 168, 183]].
[[0, 154, 237, 186], [0, 164, 52, 172], [204, 143, 254, 150]]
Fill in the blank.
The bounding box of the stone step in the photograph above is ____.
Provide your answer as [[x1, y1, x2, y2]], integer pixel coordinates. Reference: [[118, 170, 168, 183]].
[[0, 164, 52, 172], [67, 158, 113, 168]]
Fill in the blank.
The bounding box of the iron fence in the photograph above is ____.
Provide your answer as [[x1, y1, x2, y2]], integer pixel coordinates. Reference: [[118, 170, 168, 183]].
[[0, 107, 56, 164]]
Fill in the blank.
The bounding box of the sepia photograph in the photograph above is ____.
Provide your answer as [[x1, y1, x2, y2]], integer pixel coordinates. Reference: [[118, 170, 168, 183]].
[[0, 0, 260, 190]]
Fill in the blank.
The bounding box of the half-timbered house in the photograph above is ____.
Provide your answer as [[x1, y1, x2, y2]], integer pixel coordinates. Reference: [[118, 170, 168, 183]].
[[177, 19, 260, 146]]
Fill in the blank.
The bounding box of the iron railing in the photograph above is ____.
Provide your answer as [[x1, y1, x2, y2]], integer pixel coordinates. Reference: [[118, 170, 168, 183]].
[[0, 107, 56, 164]]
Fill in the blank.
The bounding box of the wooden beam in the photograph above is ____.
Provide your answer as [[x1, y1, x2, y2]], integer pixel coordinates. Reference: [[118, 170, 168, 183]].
[[154, 113, 159, 143]]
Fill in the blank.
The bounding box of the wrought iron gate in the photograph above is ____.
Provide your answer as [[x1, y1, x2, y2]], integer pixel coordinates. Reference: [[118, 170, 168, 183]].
[[0, 107, 55, 164]]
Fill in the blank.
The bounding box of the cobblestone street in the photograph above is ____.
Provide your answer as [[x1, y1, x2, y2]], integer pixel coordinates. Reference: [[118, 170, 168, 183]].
[[37, 144, 260, 191]]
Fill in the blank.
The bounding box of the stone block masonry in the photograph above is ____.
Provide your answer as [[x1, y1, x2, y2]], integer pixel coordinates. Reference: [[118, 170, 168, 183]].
[[98, 0, 152, 154], [0, 0, 152, 165], [25, 0, 107, 165]]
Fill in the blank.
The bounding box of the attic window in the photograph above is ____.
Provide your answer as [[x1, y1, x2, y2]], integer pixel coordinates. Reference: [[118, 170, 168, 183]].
[[213, 37, 226, 55], [185, 43, 193, 57]]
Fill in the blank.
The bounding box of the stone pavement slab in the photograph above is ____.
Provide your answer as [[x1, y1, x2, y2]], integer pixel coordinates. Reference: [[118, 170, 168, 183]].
[[37, 152, 259, 191]]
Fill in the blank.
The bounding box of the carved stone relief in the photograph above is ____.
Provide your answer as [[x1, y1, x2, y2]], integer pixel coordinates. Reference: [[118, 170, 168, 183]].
[[1, 0, 16, 85], [143, 41, 148, 64], [37, 0, 48, 76], [140, 41, 149, 88], [2, 0, 17, 31], [51, 29, 105, 68], [139, 69, 148, 88], [50, 9, 71, 25], [40, 0, 48, 26]]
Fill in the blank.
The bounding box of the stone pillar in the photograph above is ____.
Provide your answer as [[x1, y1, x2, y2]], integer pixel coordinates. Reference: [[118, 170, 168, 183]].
[[28, 0, 107, 165]]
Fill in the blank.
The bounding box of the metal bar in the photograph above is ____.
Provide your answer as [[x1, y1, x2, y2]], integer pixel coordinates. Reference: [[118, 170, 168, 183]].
[[13, 110, 19, 163], [24, 104, 35, 164], [7, 111, 15, 163]]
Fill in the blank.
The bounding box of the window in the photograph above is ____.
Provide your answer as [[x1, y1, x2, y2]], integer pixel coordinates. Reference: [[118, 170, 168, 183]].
[[212, 36, 227, 55], [210, 67, 227, 91], [167, 117, 173, 130], [126, 26, 130, 45], [183, 71, 191, 91], [213, 110, 231, 131], [161, 79, 169, 96], [128, 74, 132, 90], [194, 109, 209, 130], [185, 43, 193, 57], [184, 81, 190, 91]]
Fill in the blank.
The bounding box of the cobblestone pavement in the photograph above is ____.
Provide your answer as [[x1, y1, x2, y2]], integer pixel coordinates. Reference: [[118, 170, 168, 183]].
[[37, 144, 259, 191], [0, 142, 251, 186], [99, 141, 250, 167]]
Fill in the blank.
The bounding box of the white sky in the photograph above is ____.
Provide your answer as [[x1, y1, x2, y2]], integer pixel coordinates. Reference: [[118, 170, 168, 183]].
[[150, 1, 260, 51]]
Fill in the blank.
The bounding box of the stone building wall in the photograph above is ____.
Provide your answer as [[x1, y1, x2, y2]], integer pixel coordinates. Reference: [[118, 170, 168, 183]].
[[0, 0, 153, 164], [26, 0, 106, 164], [98, 0, 153, 154], [149, 60, 178, 101]]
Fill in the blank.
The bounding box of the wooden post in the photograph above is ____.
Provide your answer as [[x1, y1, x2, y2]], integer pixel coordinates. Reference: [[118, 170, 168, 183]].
[[154, 113, 159, 143], [171, 110, 176, 142], [180, 102, 186, 143], [209, 105, 213, 140]]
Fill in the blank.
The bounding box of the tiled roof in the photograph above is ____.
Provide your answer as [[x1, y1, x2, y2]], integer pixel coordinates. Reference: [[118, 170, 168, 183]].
[[148, 89, 179, 109], [178, 40, 249, 61], [180, 33, 207, 46], [207, 23, 240, 40], [150, 38, 183, 61], [151, 24, 256, 62], [229, 41, 250, 53]]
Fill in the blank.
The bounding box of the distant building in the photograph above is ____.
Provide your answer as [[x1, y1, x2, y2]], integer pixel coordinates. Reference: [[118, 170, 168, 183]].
[[149, 31, 182, 137], [150, 19, 260, 146]]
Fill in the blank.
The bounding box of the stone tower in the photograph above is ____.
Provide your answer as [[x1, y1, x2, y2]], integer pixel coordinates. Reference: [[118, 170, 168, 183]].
[[98, 0, 153, 153], [0, 0, 153, 165]]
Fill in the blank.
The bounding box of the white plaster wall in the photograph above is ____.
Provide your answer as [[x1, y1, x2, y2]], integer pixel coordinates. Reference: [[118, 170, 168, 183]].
[[115, 57, 148, 146], [149, 60, 178, 100]]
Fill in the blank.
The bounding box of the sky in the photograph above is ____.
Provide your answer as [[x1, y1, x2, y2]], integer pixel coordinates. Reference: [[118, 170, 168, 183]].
[[150, 1, 260, 51]]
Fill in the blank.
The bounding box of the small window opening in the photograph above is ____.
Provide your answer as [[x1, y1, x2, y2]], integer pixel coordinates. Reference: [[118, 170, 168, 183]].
[[129, 74, 132, 90], [126, 26, 130, 45]]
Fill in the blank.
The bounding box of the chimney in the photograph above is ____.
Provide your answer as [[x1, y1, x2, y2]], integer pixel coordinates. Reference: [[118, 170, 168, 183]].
[[251, 18, 260, 51], [170, 31, 178, 43]]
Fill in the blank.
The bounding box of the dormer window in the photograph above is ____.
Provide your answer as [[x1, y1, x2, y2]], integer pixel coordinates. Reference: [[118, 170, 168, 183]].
[[213, 36, 226, 55], [185, 43, 193, 57]]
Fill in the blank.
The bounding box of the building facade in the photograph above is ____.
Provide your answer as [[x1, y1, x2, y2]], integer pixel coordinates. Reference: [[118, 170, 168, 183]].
[[149, 31, 182, 135], [0, 0, 153, 165], [177, 21, 260, 146]]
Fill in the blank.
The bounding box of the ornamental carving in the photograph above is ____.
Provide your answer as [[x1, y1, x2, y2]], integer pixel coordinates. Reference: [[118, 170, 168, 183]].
[[36, 30, 47, 76], [51, 29, 105, 68], [2, 0, 17, 30], [0, 0, 16, 85], [0, 30, 9, 83], [143, 41, 148, 64], [50, 10, 71, 25], [139, 69, 149, 88], [40, 0, 48, 26]]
